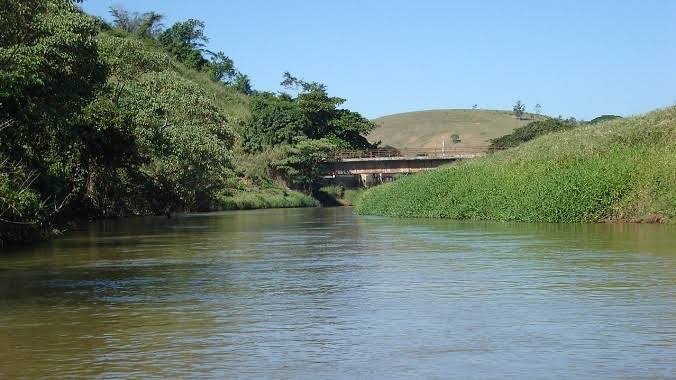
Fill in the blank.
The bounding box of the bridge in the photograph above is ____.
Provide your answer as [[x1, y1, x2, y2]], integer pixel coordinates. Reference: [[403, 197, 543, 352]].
[[325, 146, 490, 186]]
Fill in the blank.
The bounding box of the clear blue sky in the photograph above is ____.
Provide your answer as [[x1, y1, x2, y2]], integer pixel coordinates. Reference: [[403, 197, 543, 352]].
[[81, 0, 676, 120]]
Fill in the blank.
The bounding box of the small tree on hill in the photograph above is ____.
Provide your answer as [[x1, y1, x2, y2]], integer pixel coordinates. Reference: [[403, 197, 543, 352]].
[[534, 103, 542, 116], [513, 100, 526, 119]]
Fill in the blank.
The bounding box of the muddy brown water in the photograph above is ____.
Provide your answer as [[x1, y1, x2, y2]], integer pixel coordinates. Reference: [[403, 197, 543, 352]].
[[1, 208, 674, 378]]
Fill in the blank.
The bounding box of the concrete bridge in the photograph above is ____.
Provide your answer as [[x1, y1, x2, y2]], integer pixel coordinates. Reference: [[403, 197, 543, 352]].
[[325, 147, 489, 186]]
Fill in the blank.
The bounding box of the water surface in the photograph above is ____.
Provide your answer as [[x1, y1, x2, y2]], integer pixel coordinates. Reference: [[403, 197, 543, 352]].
[[1, 208, 675, 378]]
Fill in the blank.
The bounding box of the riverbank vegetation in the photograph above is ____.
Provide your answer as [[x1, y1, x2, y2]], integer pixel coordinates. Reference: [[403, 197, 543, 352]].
[[0, 1, 374, 245], [356, 107, 675, 223]]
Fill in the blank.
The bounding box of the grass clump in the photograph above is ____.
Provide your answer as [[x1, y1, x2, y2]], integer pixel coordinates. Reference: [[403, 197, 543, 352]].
[[356, 107, 676, 223]]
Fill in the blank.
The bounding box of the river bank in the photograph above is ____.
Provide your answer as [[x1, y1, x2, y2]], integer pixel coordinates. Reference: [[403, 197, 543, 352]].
[[356, 107, 676, 224]]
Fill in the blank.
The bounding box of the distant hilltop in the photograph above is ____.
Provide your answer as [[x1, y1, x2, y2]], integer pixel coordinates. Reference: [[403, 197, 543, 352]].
[[368, 109, 540, 149]]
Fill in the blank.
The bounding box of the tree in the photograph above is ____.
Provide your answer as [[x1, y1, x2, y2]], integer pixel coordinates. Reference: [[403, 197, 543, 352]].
[[513, 100, 526, 119], [241, 73, 377, 192], [242, 93, 308, 152], [137, 12, 164, 38], [232, 72, 253, 95], [207, 51, 236, 82], [534, 103, 542, 116], [472, 104, 478, 110], [270, 139, 337, 193], [159, 19, 209, 69], [281, 71, 326, 93], [109, 6, 164, 37]]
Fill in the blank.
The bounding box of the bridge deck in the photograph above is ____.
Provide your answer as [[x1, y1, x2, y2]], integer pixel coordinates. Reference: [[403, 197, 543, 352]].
[[336, 153, 484, 162], [328, 147, 491, 161], [326, 147, 492, 176]]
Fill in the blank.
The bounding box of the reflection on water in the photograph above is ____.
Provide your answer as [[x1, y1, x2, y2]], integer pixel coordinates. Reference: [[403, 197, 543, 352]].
[[1, 208, 675, 378]]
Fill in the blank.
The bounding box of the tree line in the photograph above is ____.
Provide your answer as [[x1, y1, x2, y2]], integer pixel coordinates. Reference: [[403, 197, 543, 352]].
[[0, 0, 376, 245]]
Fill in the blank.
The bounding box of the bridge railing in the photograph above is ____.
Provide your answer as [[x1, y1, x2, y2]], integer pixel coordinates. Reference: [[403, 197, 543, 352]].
[[330, 146, 495, 160]]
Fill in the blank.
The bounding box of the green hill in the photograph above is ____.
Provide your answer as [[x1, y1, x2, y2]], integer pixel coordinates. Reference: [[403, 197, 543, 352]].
[[357, 107, 676, 223], [369, 109, 539, 149]]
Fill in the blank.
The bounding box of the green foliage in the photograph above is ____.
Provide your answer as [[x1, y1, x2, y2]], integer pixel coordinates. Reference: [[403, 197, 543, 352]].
[[490, 118, 578, 149], [207, 52, 236, 83], [234, 147, 288, 188], [243, 94, 308, 151], [245, 77, 377, 152], [590, 115, 622, 124], [159, 19, 209, 70], [218, 188, 318, 210], [0, 159, 46, 245], [357, 107, 676, 223], [0, 0, 106, 152], [96, 37, 237, 213], [96, 35, 171, 79], [1, 0, 109, 244], [0, 3, 378, 244], [270, 139, 337, 192], [327, 109, 376, 149], [108, 6, 164, 38], [231, 73, 253, 95], [0, 2, 251, 244], [513, 100, 526, 119], [241, 73, 376, 192]]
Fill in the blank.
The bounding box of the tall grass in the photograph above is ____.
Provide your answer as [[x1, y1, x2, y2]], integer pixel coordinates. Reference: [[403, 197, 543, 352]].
[[356, 107, 676, 223], [218, 188, 318, 210]]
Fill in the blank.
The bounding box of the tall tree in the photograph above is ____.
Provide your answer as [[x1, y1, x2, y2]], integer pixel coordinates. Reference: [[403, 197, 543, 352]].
[[534, 103, 542, 116], [159, 19, 209, 69], [208, 51, 236, 82], [137, 12, 164, 38], [232, 72, 253, 95], [513, 100, 526, 119]]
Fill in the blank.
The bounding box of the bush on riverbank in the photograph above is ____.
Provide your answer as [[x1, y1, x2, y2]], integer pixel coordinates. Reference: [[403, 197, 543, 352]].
[[218, 188, 318, 210], [489, 118, 579, 150], [356, 107, 676, 223]]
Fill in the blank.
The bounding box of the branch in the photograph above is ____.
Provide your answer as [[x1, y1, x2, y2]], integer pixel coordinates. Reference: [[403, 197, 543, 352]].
[[0, 119, 15, 132]]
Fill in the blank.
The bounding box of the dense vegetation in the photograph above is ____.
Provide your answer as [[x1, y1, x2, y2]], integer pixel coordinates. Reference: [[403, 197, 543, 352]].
[[356, 107, 676, 223], [489, 118, 579, 149], [238, 73, 377, 193], [0, 1, 375, 245], [590, 115, 622, 124]]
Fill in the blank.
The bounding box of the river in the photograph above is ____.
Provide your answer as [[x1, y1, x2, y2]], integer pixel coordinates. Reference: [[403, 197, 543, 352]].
[[1, 207, 674, 378]]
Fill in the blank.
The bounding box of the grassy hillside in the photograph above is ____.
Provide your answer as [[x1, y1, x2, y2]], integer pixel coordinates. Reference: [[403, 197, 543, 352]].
[[356, 107, 676, 223], [369, 109, 539, 149]]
